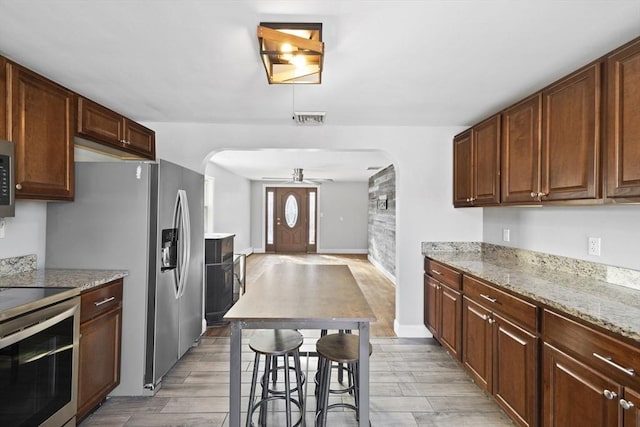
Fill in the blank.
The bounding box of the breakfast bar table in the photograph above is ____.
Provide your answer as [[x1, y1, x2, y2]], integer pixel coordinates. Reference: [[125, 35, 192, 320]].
[[223, 263, 376, 427]]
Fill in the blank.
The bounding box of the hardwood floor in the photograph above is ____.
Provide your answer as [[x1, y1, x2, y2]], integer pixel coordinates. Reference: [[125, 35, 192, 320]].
[[205, 253, 396, 338], [79, 254, 514, 426]]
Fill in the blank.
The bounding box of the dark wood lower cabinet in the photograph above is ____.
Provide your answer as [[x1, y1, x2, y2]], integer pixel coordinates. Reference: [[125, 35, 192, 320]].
[[424, 274, 462, 361], [493, 313, 538, 427], [623, 388, 640, 427], [543, 343, 619, 427], [462, 296, 492, 392], [77, 280, 123, 421]]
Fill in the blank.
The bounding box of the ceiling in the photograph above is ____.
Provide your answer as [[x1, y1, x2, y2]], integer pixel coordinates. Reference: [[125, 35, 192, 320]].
[[0, 0, 638, 180]]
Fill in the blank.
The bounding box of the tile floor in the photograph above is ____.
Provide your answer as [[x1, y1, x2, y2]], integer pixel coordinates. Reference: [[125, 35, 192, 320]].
[[80, 331, 514, 426]]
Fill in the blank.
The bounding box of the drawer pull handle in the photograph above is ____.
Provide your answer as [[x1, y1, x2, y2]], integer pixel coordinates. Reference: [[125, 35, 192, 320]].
[[593, 352, 636, 376], [480, 294, 498, 303], [94, 296, 116, 307], [620, 399, 635, 410], [603, 389, 618, 400], [431, 269, 443, 276]]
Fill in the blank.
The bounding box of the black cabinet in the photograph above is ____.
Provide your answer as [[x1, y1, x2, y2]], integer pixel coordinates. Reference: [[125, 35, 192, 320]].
[[205, 233, 235, 325]]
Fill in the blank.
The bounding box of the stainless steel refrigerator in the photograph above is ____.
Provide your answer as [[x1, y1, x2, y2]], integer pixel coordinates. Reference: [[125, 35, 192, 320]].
[[45, 160, 204, 396]]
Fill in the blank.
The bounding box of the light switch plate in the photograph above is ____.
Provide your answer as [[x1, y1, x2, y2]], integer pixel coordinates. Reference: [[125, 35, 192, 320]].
[[502, 228, 510, 242]]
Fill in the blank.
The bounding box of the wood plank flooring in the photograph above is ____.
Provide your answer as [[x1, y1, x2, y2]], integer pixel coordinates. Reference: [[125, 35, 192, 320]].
[[79, 254, 514, 426]]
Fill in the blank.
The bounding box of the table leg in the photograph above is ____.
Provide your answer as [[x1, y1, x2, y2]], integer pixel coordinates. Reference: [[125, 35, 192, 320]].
[[358, 322, 370, 426], [229, 321, 242, 427]]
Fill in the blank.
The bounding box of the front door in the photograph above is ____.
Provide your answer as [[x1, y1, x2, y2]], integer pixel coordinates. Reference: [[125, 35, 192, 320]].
[[266, 187, 317, 253]]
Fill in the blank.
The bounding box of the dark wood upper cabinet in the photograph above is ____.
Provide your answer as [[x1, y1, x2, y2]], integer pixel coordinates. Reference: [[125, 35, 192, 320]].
[[8, 63, 74, 200], [606, 37, 640, 199], [540, 63, 601, 201], [453, 115, 500, 207], [501, 94, 542, 204], [473, 115, 501, 205], [77, 96, 155, 160], [453, 130, 473, 207], [0, 58, 6, 139]]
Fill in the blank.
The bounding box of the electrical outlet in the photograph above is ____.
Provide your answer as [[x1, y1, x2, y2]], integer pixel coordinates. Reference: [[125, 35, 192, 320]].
[[0, 219, 5, 239], [502, 228, 510, 242], [588, 237, 601, 256]]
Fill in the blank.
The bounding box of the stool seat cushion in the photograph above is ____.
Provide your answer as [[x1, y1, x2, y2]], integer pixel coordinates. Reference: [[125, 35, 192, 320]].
[[316, 333, 373, 363], [249, 329, 303, 355]]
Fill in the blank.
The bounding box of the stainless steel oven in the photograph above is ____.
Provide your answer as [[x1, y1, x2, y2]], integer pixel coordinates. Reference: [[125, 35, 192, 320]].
[[0, 288, 80, 427]]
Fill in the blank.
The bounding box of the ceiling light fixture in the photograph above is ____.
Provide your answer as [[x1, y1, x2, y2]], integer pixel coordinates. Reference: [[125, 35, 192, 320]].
[[257, 22, 324, 84]]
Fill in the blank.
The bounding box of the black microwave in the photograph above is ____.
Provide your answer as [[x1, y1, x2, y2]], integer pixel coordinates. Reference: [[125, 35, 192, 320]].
[[0, 140, 14, 217]]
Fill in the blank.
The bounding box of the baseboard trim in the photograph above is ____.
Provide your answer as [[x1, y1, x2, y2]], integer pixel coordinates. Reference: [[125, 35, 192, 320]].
[[394, 319, 432, 338], [317, 249, 368, 254]]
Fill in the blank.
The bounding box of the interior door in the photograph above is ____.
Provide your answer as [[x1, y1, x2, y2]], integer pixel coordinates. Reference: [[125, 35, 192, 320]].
[[273, 187, 311, 253]]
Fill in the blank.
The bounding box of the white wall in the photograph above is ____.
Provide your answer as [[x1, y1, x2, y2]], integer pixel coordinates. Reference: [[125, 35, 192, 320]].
[[249, 181, 369, 253], [0, 201, 47, 268], [149, 122, 483, 337], [318, 181, 368, 252], [484, 204, 640, 270], [204, 162, 252, 254]]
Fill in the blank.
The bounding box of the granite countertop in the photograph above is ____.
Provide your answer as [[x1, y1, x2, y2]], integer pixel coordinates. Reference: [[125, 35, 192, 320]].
[[0, 268, 128, 292], [422, 242, 640, 344]]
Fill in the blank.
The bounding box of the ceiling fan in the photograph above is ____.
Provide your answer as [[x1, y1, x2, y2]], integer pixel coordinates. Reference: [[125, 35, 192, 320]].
[[262, 168, 333, 185]]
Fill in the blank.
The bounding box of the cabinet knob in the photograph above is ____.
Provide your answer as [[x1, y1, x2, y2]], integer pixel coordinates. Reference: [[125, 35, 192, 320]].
[[530, 192, 537, 198], [487, 317, 495, 324], [537, 192, 548, 198], [16, 183, 22, 190], [603, 389, 618, 400], [620, 399, 635, 410]]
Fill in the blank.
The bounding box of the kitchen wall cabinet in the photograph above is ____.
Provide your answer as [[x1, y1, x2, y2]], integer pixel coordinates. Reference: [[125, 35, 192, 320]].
[[501, 94, 542, 204], [7, 62, 74, 200], [462, 275, 538, 427], [77, 97, 155, 160], [540, 62, 601, 202], [606, 37, 640, 200], [453, 114, 501, 207], [78, 279, 123, 421], [424, 259, 462, 360], [0, 58, 6, 139]]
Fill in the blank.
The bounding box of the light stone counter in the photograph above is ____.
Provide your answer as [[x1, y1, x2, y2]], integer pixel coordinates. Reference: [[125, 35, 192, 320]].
[[422, 242, 640, 344], [0, 255, 128, 291]]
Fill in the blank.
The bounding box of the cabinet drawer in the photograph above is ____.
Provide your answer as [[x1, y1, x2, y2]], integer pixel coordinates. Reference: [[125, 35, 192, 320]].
[[543, 309, 640, 387], [463, 275, 537, 331], [424, 258, 461, 290], [81, 279, 123, 323]]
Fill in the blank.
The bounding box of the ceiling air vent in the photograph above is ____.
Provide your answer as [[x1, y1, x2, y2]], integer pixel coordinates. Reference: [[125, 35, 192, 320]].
[[293, 112, 325, 125]]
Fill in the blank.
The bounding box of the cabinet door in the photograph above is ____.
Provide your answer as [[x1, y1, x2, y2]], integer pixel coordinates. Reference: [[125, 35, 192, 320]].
[[77, 97, 124, 146], [424, 275, 440, 337], [623, 388, 640, 427], [453, 130, 473, 207], [439, 284, 462, 361], [541, 63, 601, 201], [78, 308, 122, 421], [473, 115, 501, 205], [0, 58, 6, 139], [543, 343, 619, 427], [493, 313, 538, 427], [501, 94, 542, 204], [463, 297, 492, 392], [9, 64, 74, 200], [125, 119, 156, 159], [607, 38, 640, 199]]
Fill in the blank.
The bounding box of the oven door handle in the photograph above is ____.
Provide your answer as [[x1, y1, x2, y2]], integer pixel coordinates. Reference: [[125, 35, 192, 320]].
[[0, 301, 79, 348]]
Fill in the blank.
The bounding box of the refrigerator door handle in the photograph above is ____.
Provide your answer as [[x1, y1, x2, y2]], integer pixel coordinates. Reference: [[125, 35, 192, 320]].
[[173, 189, 191, 299]]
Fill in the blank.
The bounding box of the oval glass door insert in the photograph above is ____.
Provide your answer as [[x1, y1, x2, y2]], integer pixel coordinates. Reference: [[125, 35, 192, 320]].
[[285, 195, 298, 228]]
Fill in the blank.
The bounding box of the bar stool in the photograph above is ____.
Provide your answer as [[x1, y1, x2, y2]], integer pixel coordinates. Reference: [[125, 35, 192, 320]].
[[315, 332, 373, 427], [316, 329, 352, 391], [246, 330, 306, 427]]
